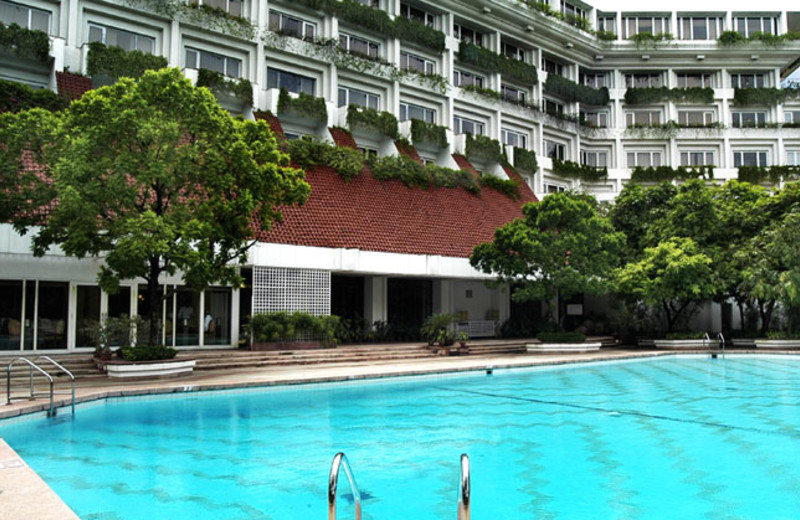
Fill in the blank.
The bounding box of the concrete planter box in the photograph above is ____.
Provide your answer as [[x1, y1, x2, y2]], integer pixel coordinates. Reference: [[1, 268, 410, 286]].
[[754, 339, 800, 349], [653, 339, 710, 350], [526, 342, 601, 353], [106, 359, 196, 379], [637, 338, 656, 348], [731, 338, 756, 348]]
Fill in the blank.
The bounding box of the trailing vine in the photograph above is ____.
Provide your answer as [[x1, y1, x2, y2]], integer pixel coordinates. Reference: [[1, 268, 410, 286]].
[[410, 119, 448, 149], [287, 136, 364, 183], [629, 32, 674, 49], [625, 120, 680, 139], [544, 74, 609, 106], [513, 147, 538, 175], [631, 165, 714, 183], [392, 14, 446, 53], [465, 134, 503, 163], [347, 104, 398, 139], [196, 68, 253, 106], [624, 87, 714, 105], [0, 22, 51, 64], [458, 41, 538, 86], [480, 174, 520, 200], [737, 165, 800, 185], [717, 30, 747, 47], [123, 0, 254, 39], [368, 154, 480, 194], [733, 88, 787, 106], [0, 78, 68, 112], [552, 158, 608, 182], [718, 30, 800, 48], [277, 87, 327, 122], [86, 42, 168, 82]]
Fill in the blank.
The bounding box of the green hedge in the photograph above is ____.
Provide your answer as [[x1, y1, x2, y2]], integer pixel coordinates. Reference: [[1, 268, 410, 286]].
[[553, 158, 608, 182], [480, 174, 520, 200], [347, 104, 398, 139], [250, 311, 339, 345], [624, 87, 714, 105], [514, 147, 538, 175], [537, 331, 586, 343], [665, 332, 706, 340], [0, 78, 68, 112], [718, 29, 800, 48], [410, 119, 448, 148], [392, 14, 446, 53], [458, 41, 538, 85], [368, 154, 480, 194], [631, 165, 714, 183], [629, 32, 674, 49], [277, 87, 327, 122], [717, 30, 748, 46], [196, 68, 253, 106], [733, 88, 786, 106], [86, 41, 168, 82], [287, 137, 364, 183], [544, 74, 609, 106], [119, 345, 178, 361], [0, 22, 51, 64], [465, 134, 503, 162], [737, 165, 800, 185]]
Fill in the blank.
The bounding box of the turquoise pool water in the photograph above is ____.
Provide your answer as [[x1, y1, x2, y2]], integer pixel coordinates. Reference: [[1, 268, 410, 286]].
[[2, 355, 800, 519]]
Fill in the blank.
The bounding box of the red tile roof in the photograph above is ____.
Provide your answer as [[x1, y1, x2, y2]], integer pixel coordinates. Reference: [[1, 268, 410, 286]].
[[329, 127, 359, 149], [395, 140, 423, 164], [255, 111, 287, 141], [55, 71, 93, 101]]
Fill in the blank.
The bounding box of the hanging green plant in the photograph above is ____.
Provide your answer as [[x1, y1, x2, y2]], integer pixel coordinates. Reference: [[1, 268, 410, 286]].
[[544, 74, 609, 106], [277, 88, 327, 122], [287, 136, 364, 183], [480, 174, 520, 200], [733, 88, 786, 106], [123, 0, 254, 39], [513, 147, 538, 175], [0, 78, 68, 112], [196, 68, 253, 106], [465, 134, 503, 163], [625, 120, 680, 139], [86, 42, 168, 84], [631, 165, 713, 183], [331, 0, 393, 35], [368, 154, 480, 194], [458, 41, 538, 85], [717, 30, 747, 47], [737, 165, 800, 185], [0, 22, 51, 64], [624, 87, 714, 105], [552, 158, 608, 182], [629, 32, 674, 49], [460, 84, 503, 102], [410, 119, 448, 149], [594, 30, 617, 42], [393, 15, 446, 53], [346, 105, 398, 139]]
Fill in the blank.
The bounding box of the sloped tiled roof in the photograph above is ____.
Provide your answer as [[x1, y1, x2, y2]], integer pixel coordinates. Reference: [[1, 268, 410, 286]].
[[395, 140, 423, 164], [55, 71, 93, 101]]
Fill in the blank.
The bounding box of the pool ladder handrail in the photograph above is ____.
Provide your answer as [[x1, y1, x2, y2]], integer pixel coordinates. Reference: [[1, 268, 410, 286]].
[[5, 356, 75, 417], [458, 453, 471, 520], [717, 332, 726, 358], [328, 452, 361, 520]]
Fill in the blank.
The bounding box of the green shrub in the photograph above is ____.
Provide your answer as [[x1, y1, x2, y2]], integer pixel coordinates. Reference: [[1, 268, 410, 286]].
[[427, 163, 480, 193], [420, 313, 456, 346], [544, 74, 609, 106], [480, 174, 520, 200], [460, 84, 503, 102], [368, 154, 480, 194], [717, 30, 747, 46], [410, 119, 448, 148], [465, 134, 503, 162], [0, 78, 68, 112], [766, 330, 800, 340], [119, 345, 178, 361], [594, 30, 617, 42], [624, 87, 714, 105], [458, 41, 538, 85], [86, 41, 168, 82], [196, 68, 253, 106], [0, 22, 51, 63], [631, 165, 714, 183], [277, 87, 327, 122], [347, 104, 398, 139], [629, 32, 673, 49], [537, 331, 586, 343], [553, 158, 608, 182], [514, 147, 538, 175], [287, 137, 364, 182], [737, 165, 800, 185], [665, 332, 706, 340], [393, 15, 445, 53], [733, 88, 786, 106], [249, 311, 339, 345]]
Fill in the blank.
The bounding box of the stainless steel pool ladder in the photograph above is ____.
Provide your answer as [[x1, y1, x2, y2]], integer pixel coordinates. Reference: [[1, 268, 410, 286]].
[[329, 452, 361, 520], [5, 356, 75, 417], [458, 453, 471, 520], [717, 332, 726, 358]]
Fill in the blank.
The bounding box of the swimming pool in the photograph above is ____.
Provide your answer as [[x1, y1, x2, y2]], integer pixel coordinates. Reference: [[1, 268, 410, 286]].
[[2, 355, 800, 519]]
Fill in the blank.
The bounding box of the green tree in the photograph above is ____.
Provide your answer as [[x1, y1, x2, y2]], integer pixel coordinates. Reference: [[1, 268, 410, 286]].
[[0, 68, 310, 346], [470, 191, 624, 326], [615, 237, 716, 332], [610, 181, 677, 255]]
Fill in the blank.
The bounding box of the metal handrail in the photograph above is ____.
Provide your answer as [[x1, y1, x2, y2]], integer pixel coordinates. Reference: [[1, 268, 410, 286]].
[[717, 332, 726, 358], [703, 332, 711, 354], [458, 454, 471, 520], [328, 452, 361, 520], [33, 355, 75, 415], [6, 357, 54, 417]]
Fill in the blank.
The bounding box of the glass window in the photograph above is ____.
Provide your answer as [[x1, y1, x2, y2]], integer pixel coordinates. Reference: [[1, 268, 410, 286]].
[[204, 288, 231, 345], [400, 52, 435, 74], [732, 111, 767, 128], [543, 99, 565, 116], [88, 23, 155, 54], [627, 151, 662, 167], [501, 85, 526, 104], [339, 33, 379, 59], [544, 140, 566, 160], [784, 111, 800, 125], [733, 151, 769, 167], [191, 0, 244, 17], [678, 110, 715, 127], [625, 73, 663, 88], [626, 111, 661, 127], [338, 86, 379, 110], [399, 102, 435, 123], [269, 10, 316, 40], [453, 70, 483, 88], [502, 41, 525, 61], [400, 3, 435, 27], [35, 282, 68, 350], [597, 15, 616, 34], [185, 47, 242, 77], [676, 73, 713, 88], [0, 0, 51, 33], [267, 68, 315, 95], [174, 288, 200, 346], [787, 151, 800, 166], [75, 286, 101, 348], [453, 23, 483, 46], [108, 287, 131, 319], [502, 128, 528, 149], [623, 16, 670, 38], [453, 115, 485, 135], [731, 73, 766, 89], [580, 150, 608, 168], [680, 151, 715, 166], [734, 16, 775, 37], [0, 280, 23, 351], [543, 58, 563, 76], [581, 111, 608, 128], [580, 71, 608, 89]]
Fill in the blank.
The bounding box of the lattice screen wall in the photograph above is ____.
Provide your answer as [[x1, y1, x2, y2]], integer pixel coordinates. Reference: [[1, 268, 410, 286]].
[[252, 267, 331, 315]]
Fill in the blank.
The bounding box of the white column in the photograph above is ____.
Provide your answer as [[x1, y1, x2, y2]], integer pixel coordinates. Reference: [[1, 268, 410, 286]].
[[364, 276, 388, 325]]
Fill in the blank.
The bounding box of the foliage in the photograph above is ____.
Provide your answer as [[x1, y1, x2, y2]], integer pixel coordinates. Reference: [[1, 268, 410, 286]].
[[458, 41, 538, 85], [249, 311, 339, 345], [733, 88, 786, 106], [610, 182, 678, 254], [631, 165, 714, 183], [83, 315, 148, 353], [664, 331, 705, 340], [480, 174, 520, 200], [196, 68, 253, 106], [537, 331, 586, 343], [544, 74, 609, 106], [0, 22, 51, 63], [0, 68, 309, 345], [86, 42, 168, 84], [629, 32, 674, 49], [410, 119, 448, 149], [614, 237, 716, 332], [0, 78, 68, 113], [124, 0, 254, 39], [552, 158, 608, 182], [737, 166, 800, 185], [717, 30, 747, 46], [594, 30, 617, 42], [718, 29, 800, 48], [277, 88, 327, 122], [465, 134, 503, 162], [286, 137, 364, 183], [392, 14, 446, 53], [461, 84, 503, 102], [624, 120, 681, 139], [471, 191, 624, 324], [766, 330, 800, 339], [499, 315, 540, 338], [513, 147, 537, 175], [420, 313, 456, 346], [118, 344, 178, 361], [346, 104, 398, 139], [368, 154, 480, 194], [624, 87, 714, 105], [519, 1, 595, 35]]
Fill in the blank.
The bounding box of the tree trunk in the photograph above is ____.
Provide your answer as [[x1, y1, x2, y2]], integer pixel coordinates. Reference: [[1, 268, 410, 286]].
[[759, 299, 775, 336], [147, 256, 162, 347]]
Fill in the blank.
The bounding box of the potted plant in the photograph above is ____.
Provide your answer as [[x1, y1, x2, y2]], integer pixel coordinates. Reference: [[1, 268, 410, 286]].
[[421, 313, 456, 355], [455, 331, 470, 355]]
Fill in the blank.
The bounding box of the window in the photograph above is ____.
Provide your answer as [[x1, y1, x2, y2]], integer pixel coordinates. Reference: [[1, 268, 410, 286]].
[[501, 85, 526, 104], [623, 16, 670, 38], [0, 0, 50, 32], [786, 111, 800, 125], [544, 140, 566, 160], [626, 110, 661, 127], [88, 24, 155, 54], [678, 110, 716, 127], [502, 41, 525, 62], [597, 14, 616, 34], [502, 128, 528, 149], [680, 151, 715, 166], [580, 71, 608, 89], [399, 102, 435, 123], [581, 110, 608, 128], [546, 184, 566, 194], [453, 115, 485, 135], [787, 150, 800, 166], [580, 150, 608, 168], [627, 151, 662, 167], [359, 147, 378, 159], [267, 68, 315, 95], [543, 99, 565, 116], [401, 52, 435, 74], [185, 48, 241, 77], [190, 0, 243, 17], [678, 16, 723, 40], [543, 58, 564, 77], [339, 33, 379, 59], [625, 73, 663, 88], [732, 111, 767, 128], [676, 73, 713, 88], [453, 69, 484, 88], [562, 2, 586, 19], [400, 3, 435, 28], [733, 151, 769, 167], [734, 16, 776, 37], [338, 86, 379, 109], [731, 73, 766, 89], [269, 11, 315, 40], [453, 23, 483, 46]]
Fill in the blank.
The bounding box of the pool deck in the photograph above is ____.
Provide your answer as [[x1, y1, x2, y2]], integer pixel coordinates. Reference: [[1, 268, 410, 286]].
[[0, 347, 793, 519]]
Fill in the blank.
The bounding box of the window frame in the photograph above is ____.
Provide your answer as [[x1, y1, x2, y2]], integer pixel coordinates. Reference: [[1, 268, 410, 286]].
[[88, 22, 155, 54], [399, 101, 436, 123], [733, 150, 769, 167], [185, 47, 242, 78], [627, 150, 663, 168], [269, 10, 316, 40], [338, 86, 380, 110], [453, 115, 485, 136], [680, 150, 716, 166], [400, 51, 435, 75]]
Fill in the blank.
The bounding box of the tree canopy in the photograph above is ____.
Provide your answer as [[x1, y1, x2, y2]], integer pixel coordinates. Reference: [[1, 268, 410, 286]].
[[0, 68, 310, 345]]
